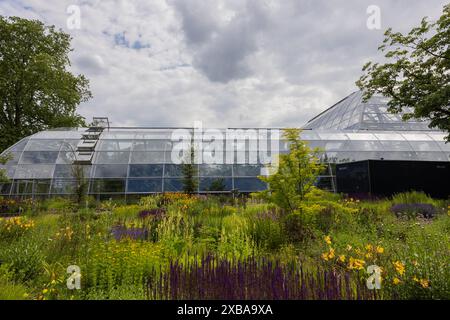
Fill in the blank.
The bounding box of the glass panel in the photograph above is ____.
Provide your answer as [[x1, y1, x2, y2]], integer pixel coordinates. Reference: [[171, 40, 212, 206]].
[[12, 180, 33, 194], [164, 164, 189, 177], [346, 140, 383, 151], [54, 164, 91, 178], [14, 165, 55, 179], [0, 165, 15, 178], [378, 141, 413, 151], [127, 179, 162, 193], [93, 164, 128, 178], [233, 164, 263, 176], [129, 164, 163, 177], [323, 140, 350, 151], [234, 178, 266, 191], [132, 140, 172, 151], [34, 180, 51, 194], [1, 152, 21, 165], [408, 141, 442, 152], [199, 178, 232, 192], [130, 152, 167, 164], [95, 151, 130, 164], [56, 151, 76, 164], [60, 140, 80, 151], [91, 179, 125, 193], [0, 183, 12, 194], [25, 140, 62, 151], [415, 152, 447, 161], [199, 164, 232, 176], [345, 133, 378, 141], [31, 130, 82, 140], [7, 138, 28, 152], [163, 178, 186, 192], [51, 180, 76, 194], [97, 140, 133, 151], [20, 151, 58, 164]]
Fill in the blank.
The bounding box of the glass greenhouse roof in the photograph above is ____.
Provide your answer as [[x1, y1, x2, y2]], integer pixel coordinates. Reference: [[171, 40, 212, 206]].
[[0, 91, 448, 197], [303, 91, 436, 131]]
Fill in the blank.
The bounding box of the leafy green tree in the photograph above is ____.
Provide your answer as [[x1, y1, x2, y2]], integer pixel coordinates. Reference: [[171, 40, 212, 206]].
[[182, 144, 198, 194], [0, 153, 13, 183], [357, 4, 450, 140], [258, 128, 325, 213], [0, 16, 91, 152]]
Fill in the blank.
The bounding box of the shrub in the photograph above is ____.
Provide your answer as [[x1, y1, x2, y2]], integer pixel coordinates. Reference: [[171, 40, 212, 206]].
[[391, 191, 435, 205], [0, 238, 44, 283]]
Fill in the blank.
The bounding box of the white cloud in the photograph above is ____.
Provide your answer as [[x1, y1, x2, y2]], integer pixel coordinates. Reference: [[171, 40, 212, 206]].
[[0, 0, 447, 128]]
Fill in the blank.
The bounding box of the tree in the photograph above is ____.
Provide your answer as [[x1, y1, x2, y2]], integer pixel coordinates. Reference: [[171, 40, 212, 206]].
[[356, 4, 450, 141], [258, 128, 325, 213], [71, 164, 88, 206], [0, 16, 92, 152], [181, 144, 198, 194], [0, 153, 13, 183]]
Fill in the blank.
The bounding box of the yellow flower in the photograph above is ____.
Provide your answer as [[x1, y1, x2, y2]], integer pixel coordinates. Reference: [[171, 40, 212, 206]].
[[413, 276, 419, 282], [393, 277, 401, 285], [365, 252, 372, 259], [347, 257, 365, 270], [365, 244, 373, 251], [339, 255, 346, 263], [376, 246, 384, 254], [328, 248, 335, 259], [419, 279, 429, 288], [324, 235, 332, 245], [393, 261, 405, 276], [321, 253, 329, 261]]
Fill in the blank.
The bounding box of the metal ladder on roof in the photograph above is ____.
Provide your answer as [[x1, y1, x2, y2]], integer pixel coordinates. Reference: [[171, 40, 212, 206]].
[[74, 117, 110, 165]]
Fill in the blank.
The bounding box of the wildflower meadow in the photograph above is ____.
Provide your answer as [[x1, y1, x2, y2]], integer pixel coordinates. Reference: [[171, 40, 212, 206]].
[[0, 190, 449, 300]]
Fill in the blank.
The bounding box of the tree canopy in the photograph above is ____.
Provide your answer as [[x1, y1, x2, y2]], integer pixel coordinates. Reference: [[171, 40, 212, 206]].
[[0, 16, 91, 152], [357, 4, 450, 141]]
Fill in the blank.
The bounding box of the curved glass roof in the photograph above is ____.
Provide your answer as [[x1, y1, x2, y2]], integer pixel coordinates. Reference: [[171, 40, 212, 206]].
[[303, 91, 435, 131]]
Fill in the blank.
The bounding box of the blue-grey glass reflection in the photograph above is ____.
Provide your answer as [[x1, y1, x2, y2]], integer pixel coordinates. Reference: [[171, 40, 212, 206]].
[[198, 164, 232, 177], [91, 179, 126, 193], [20, 151, 59, 164], [199, 178, 232, 192], [234, 178, 266, 191], [129, 164, 163, 177], [127, 179, 162, 193], [163, 178, 185, 192], [93, 164, 127, 178]]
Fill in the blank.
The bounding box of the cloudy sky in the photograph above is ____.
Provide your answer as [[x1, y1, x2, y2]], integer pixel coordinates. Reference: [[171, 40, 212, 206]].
[[0, 0, 447, 128]]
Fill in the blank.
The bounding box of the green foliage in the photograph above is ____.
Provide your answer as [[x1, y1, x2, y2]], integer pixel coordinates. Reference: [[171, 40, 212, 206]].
[[0, 16, 91, 152], [181, 144, 198, 194], [0, 153, 13, 182], [0, 193, 448, 300], [0, 238, 44, 283], [357, 4, 450, 140], [391, 191, 435, 205], [0, 264, 28, 300], [258, 128, 325, 213]]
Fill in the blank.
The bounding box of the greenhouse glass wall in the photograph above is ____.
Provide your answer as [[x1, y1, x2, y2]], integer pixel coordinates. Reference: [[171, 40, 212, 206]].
[[0, 91, 449, 199]]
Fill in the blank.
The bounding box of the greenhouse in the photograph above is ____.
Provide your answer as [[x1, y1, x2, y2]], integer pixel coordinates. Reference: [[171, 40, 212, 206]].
[[0, 91, 449, 199]]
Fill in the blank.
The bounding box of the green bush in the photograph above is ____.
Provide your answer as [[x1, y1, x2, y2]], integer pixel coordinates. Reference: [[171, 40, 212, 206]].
[[0, 238, 44, 283]]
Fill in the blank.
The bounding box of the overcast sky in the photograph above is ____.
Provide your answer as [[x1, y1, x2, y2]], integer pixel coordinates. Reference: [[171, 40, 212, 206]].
[[1, 0, 448, 128]]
